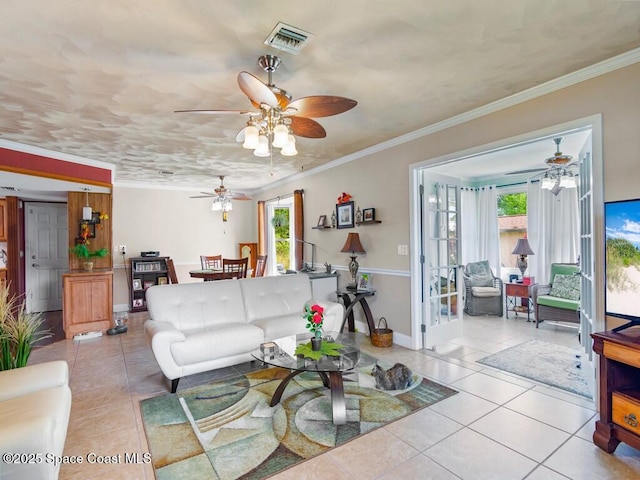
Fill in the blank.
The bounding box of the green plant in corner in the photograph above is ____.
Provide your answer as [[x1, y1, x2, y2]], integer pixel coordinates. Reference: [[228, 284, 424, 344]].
[[0, 287, 51, 370]]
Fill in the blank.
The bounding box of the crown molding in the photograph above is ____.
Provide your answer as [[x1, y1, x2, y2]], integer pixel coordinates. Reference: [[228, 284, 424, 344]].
[[257, 47, 640, 193]]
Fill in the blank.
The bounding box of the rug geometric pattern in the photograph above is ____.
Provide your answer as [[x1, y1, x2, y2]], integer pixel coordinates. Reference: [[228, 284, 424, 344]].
[[476, 340, 592, 399], [141, 352, 457, 480]]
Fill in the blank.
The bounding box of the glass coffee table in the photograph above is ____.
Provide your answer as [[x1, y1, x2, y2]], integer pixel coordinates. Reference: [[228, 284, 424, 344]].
[[251, 332, 360, 425]]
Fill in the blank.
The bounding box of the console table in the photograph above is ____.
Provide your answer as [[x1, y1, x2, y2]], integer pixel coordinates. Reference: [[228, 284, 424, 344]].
[[505, 282, 535, 322], [592, 329, 640, 454], [337, 289, 376, 335]]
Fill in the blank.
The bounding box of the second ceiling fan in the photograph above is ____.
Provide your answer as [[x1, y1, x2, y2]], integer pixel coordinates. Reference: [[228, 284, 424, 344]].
[[176, 55, 357, 158]]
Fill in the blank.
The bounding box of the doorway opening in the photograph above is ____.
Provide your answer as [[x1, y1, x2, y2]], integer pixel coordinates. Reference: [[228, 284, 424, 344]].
[[409, 115, 604, 371]]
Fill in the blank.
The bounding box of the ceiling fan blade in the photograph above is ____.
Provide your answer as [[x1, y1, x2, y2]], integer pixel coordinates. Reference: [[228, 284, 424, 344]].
[[287, 96, 357, 118], [504, 167, 548, 176], [190, 193, 216, 198], [229, 193, 252, 200], [174, 109, 257, 115], [289, 116, 326, 138], [238, 72, 279, 108]]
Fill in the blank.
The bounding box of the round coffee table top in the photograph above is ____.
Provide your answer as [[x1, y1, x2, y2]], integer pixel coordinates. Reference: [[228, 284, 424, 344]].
[[251, 332, 360, 373]]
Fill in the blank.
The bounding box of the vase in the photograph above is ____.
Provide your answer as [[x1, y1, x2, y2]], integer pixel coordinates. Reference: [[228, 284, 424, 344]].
[[82, 261, 94, 272], [311, 337, 322, 351]]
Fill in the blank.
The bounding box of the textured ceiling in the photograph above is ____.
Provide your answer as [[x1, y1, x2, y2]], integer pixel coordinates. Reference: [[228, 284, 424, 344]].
[[2, 0, 640, 194]]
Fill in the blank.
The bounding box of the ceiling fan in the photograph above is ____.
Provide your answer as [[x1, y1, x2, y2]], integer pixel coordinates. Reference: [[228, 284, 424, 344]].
[[190, 176, 251, 222], [508, 137, 578, 195], [175, 54, 357, 162]]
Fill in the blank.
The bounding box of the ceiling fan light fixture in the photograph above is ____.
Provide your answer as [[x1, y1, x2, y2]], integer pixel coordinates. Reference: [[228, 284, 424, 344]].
[[281, 135, 298, 156], [272, 124, 289, 148], [560, 172, 577, 188], [242, 125, 259, 149], [254, 134, 270, 157], [541, 174, 556, 190]]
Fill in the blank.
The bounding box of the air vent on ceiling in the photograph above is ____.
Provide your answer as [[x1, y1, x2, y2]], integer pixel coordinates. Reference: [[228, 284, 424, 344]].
[[0, 186, 19, 191], [264, 22, 313, 54]]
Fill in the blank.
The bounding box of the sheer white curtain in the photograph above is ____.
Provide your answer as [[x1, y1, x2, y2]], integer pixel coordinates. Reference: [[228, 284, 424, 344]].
[[527, 182, 580, 284], [461, 186, 500, 276]]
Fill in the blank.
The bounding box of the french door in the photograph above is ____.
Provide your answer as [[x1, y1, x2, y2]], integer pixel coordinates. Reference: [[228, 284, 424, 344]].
[[420, 171, 462, 349]]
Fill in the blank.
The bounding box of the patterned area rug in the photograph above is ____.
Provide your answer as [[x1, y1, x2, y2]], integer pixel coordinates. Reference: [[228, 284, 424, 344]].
[[477, 340, 591, 398], [140, 353, 457, 480]]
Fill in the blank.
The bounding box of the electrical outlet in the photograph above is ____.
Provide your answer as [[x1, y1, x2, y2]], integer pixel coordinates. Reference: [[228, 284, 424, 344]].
[[118, 245, 127, 254]]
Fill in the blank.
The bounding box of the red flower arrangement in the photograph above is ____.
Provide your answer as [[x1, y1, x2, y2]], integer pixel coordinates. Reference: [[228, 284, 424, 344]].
[[303, 303, 324, 338]]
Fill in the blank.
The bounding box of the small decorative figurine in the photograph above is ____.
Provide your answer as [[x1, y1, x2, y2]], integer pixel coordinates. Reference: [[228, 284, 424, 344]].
[[355, 207, 363, 223], [330, 211, 337, 228]]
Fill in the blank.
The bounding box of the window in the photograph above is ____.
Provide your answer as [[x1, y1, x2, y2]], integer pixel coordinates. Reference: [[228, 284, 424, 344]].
[[497, 191, 528, 269], [266, 197, 295, 273]]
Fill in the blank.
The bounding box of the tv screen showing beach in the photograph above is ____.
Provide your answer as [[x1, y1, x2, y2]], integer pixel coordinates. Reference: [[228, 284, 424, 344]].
[[605, 198, 640, 320]]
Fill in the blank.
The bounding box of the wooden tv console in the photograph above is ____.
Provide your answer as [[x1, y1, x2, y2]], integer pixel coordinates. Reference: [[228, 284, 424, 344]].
[[592, 329, 640, 453]]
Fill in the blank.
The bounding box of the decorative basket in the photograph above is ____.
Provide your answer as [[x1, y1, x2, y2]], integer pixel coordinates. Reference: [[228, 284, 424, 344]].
[[371, 317, 393, 347]]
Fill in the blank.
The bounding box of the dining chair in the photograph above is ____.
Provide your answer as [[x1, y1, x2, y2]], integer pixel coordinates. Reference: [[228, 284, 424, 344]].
[[166, 258, 179, 284], [200, 255, 222, 269], [254, 254, 267, 277], [222, 257, 248, 279]]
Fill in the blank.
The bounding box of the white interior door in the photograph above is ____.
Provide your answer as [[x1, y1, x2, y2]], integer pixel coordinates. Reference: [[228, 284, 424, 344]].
[[577, 137, 595, 392], [420, 171, 462, 349], [25, 203, 68, 312]]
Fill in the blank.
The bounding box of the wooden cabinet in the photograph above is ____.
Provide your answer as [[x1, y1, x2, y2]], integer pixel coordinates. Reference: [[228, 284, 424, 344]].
[[63, 270, 113, 339], [0, 199, 6, 241], [592, 329, 640, 454], [130, 256, 171, 312]]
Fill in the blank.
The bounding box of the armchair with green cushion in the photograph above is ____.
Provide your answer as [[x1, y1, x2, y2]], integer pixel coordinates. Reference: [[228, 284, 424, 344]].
[[463, 260, 503, 316], [531, 263, 580, 328]]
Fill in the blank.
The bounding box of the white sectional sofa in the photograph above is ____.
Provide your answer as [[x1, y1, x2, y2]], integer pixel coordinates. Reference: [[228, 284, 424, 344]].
[[144, 273, 344, 392], [0, 361, 72, 480]]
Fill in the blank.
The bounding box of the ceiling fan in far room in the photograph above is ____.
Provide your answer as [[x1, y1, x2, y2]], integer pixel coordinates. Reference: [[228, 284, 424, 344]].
[[506, 137, 578, 196], [175, 54, 357, 172], [190, 175, 252, 222]]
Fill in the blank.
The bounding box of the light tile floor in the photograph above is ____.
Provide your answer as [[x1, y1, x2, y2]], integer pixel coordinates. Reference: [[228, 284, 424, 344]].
[[27, 312, 640, 480]]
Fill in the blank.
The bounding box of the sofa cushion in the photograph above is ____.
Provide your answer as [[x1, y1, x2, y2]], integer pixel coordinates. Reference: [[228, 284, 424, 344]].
[[549, 274, 580, 301], [471, 286, 501, 297], [171, 323, 264, 366], [146, 281, 247, 331], [240, 274, 313, 323], [251, 314, 310, 342], [537, 294, 579, 311], [549, 263, 580, 283]]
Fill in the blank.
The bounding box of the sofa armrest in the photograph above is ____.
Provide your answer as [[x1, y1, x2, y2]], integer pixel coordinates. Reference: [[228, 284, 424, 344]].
[[305, 299, 345, 333], [144, 320, 187, 380], [0, 361, 68, 403], [531, 283, 551, 304]]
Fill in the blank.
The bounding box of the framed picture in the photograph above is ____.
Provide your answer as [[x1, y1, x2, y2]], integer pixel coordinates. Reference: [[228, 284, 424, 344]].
[[143, 280, 155, 290], [133, 298, 144, 308], [91, 211, 101, 224], [158, 276, 168, 285], [79, 221, 95, 239], [336, 201, 354, 229], [317, 215, 327, 227], [363, 208, 375, 222], [132, 278, 142, 291], [357, 273, 372, 291]]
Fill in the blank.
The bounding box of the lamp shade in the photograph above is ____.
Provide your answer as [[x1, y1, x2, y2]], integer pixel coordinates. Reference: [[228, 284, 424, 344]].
[[512, 238, 534, 256], [340, 233, 366, 254]]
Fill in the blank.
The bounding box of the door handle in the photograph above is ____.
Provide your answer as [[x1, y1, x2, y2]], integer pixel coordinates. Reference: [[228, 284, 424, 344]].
[[32, 263, 39, 268]]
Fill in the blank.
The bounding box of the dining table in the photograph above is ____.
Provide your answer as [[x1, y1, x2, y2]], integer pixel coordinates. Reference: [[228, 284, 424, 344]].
[[189, 268, 252, 281]]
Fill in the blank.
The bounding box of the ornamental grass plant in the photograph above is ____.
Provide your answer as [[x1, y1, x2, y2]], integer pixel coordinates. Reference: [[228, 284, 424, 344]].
[[0, 287, 50, 370]]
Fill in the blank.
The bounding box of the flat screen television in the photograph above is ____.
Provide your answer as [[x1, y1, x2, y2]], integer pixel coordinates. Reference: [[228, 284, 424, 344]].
[[605, 198, 640, 332]]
